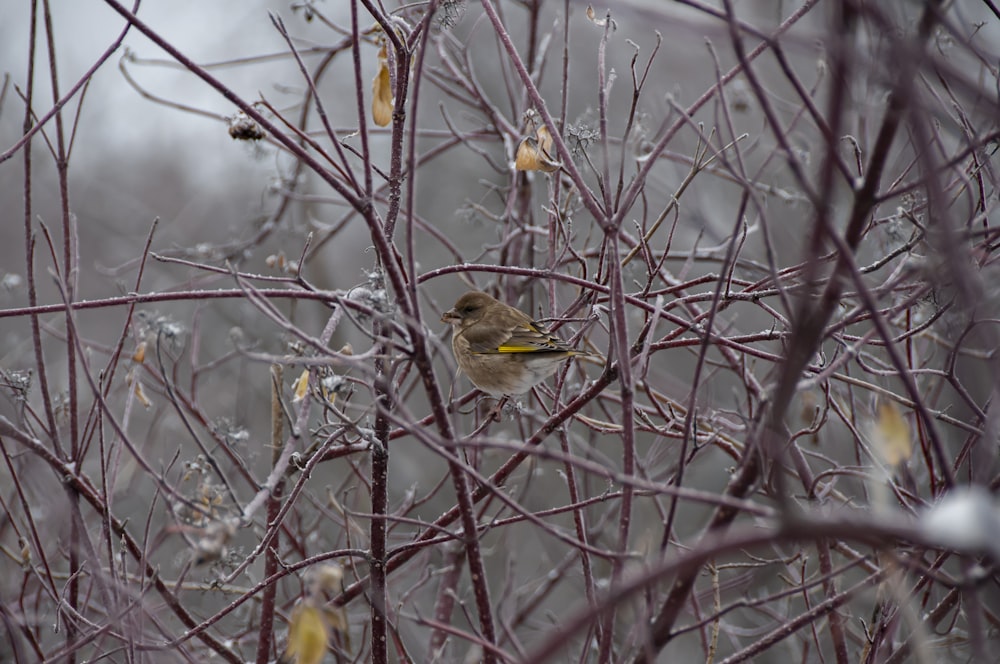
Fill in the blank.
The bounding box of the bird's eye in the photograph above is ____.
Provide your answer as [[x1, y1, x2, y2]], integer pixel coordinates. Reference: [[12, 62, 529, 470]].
[[461, 305, 478, 314]]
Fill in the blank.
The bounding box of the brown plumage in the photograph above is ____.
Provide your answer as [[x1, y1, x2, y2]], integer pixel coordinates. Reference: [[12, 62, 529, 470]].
[[441, 291, 587, 396]]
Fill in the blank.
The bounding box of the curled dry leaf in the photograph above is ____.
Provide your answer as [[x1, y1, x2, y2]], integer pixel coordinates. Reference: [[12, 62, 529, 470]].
[[266, 251, 287, 271], [282, 565, 351, 664], [515, 124, 560, 172], [284, 604, 328, 664], [310, 563, 351, 649], [586, 5, 615, 29], [372, 43, 393, 127], [133, 381, 152, 409], [125, 368, 152, 408], [292, 369, 310, 403], [871, 401, 913, 466]]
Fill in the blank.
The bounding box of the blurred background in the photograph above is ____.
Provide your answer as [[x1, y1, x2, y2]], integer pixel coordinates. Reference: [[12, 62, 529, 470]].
[[3, 1, 1000, 662]]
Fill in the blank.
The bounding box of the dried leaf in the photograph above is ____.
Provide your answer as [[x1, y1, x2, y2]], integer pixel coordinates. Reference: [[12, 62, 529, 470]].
[[125, 368, 152, 408], [372, 44, 393, 127], [303, 563, 350, 649], [586, 5, 615, 29], [515, 124, 560, 172], [535, 124, 555, 157], [515, 136, 541, 170], [133, 381, 152, 409], [266, 251, 287, 270], [872, 402, 912, 465], [284, 604, 328, 664], [292, 369, 310, 403]]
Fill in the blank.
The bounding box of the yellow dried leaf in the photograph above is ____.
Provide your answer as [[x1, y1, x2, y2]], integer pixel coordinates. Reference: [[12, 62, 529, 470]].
[[134, 381, 152, 408], [284, 604, 328, 664], [132, 341, 146, 363], [536, 123, 554, 155], [872, 402, 912, 465], [514, 124, 560, 172], [292, 369, 310, 403], [319, 386, 336, 406], [515, 136, 541, 170], [372, 44, 393, 127], [586, 5, 615, 29], [266, 252, 287, 270]]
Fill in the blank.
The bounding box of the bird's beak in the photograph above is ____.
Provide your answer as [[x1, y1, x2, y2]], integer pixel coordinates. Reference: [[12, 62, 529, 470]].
[[441, 308, 459, 324]]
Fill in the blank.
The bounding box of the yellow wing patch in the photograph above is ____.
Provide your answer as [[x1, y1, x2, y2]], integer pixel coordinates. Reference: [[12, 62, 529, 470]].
[[496, 343, 544, 353]]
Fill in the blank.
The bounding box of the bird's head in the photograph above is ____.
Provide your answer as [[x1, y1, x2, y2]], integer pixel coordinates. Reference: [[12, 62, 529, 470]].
[[441, 291, 495, 329]]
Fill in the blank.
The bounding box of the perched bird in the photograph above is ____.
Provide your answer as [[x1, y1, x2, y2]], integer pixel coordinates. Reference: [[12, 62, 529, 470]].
[[442, 291, 588, 396]]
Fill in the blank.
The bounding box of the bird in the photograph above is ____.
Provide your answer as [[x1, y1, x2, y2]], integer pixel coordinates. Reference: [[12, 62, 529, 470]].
[[441, 290, 589, 396]]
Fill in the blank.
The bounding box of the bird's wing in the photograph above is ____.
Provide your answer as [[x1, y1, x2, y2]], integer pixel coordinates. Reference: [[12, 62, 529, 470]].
[[500, 322, 574, 353], [460, 319, 516, 354], [464, 319, 572, 354]]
